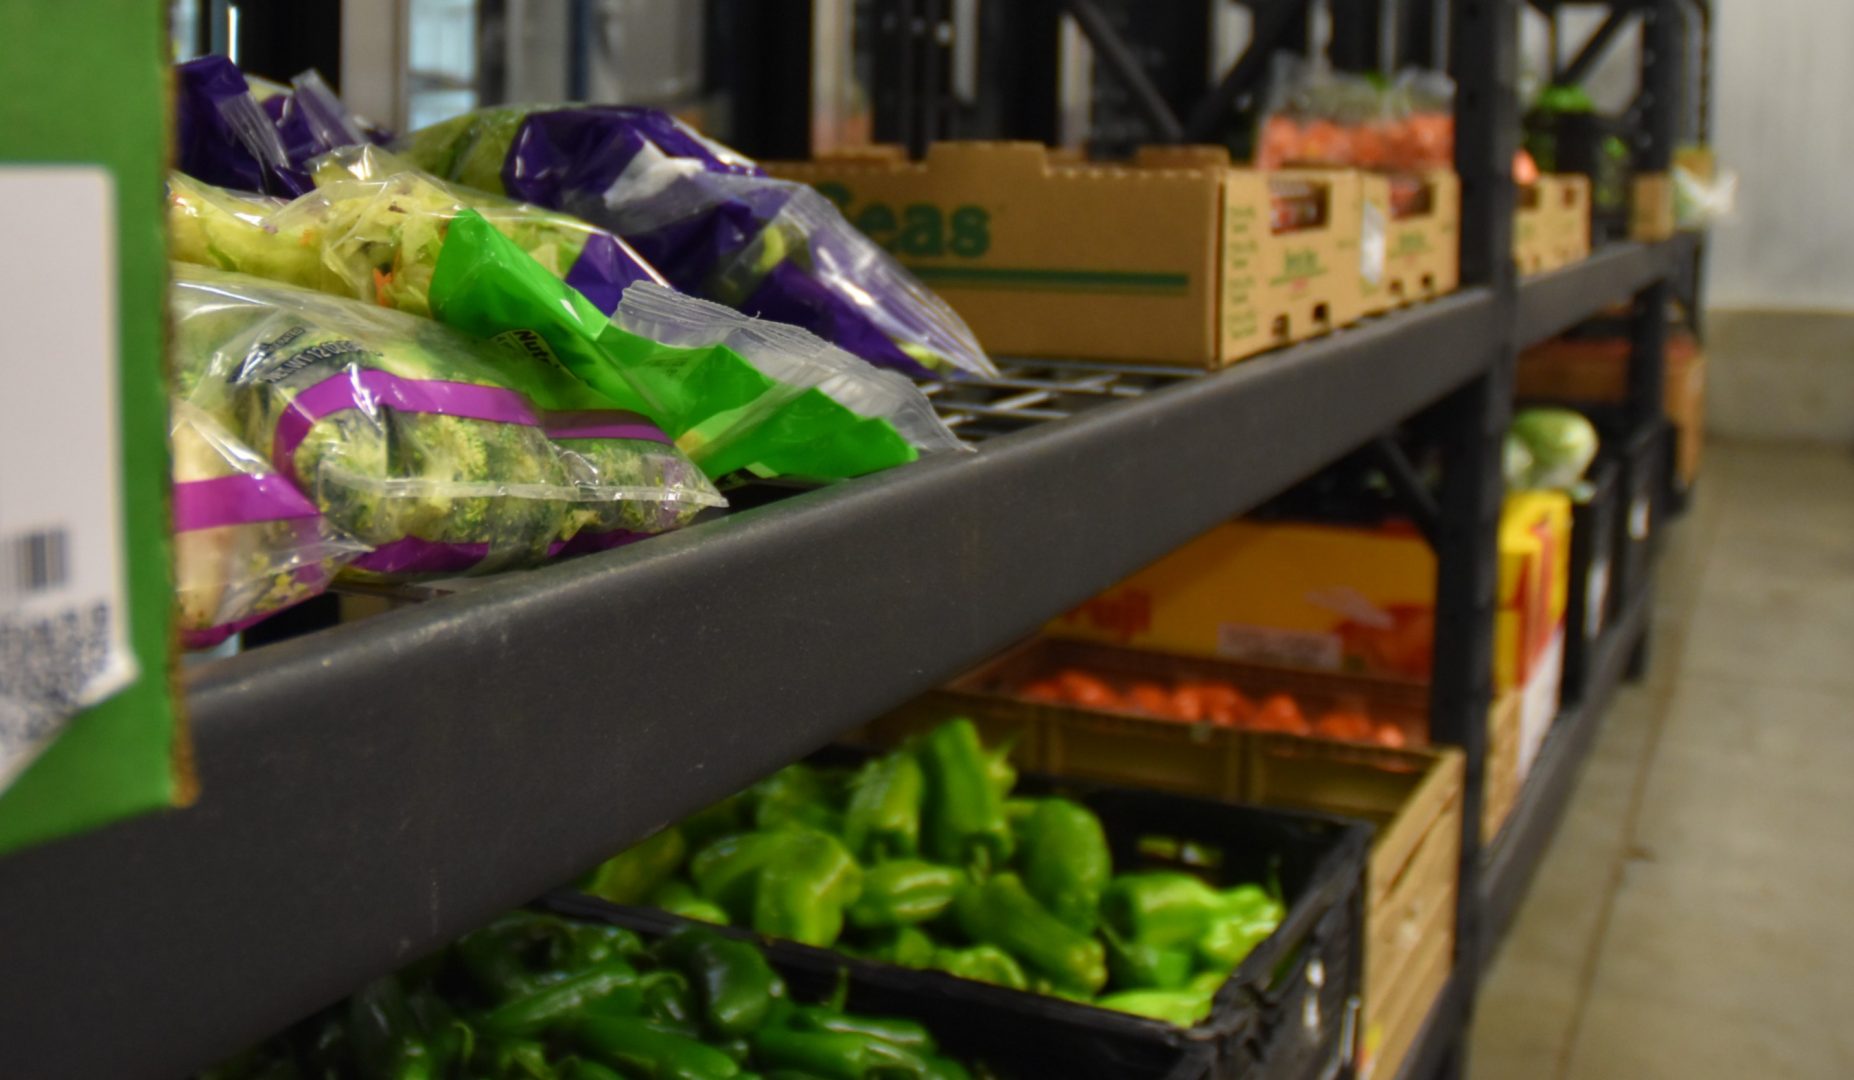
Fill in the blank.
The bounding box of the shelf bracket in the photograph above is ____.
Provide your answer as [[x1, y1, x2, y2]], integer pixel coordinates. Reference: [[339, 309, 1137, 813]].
[[1368, 437, 1443, 549]]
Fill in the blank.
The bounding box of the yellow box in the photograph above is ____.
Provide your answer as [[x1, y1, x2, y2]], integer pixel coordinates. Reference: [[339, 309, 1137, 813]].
[[1049, 494, 1571, 694], [768, 142, 1364, 368], [1360, 169, 1462, 314]]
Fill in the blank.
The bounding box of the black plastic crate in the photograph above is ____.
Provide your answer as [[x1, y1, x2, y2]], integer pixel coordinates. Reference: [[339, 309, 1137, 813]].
[[554, 772, 1370, 1080], [1524, 110, 1633, 242], [1561, 457, 1621, 707]]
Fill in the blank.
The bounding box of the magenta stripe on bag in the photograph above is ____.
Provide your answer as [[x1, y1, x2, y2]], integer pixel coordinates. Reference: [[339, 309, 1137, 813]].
[[173, 473, 322, 532], [350, 536, 494, 575], [541, 409, 672, 444], [271, 369, 543, 481]]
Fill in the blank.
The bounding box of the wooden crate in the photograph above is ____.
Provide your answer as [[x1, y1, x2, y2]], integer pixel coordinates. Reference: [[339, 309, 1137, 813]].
[[863, 637, 1464, 1080], [1482, 688, 1525, 845]]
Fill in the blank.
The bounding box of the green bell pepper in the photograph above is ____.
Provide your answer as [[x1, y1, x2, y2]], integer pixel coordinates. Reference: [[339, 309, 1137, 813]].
[[575, 1015, 741, 1080], [750, 1024, 931, 1080], [845, 860, 964, 929], [476, 960, 644, 1038], [346, 975, 436, 1080], [860, 925, 938, 969], [1017, 798, 1110, 933], [842, 753, 925, 860], [751, 765, 842, 833], [1100, 872, 1225, 949], [1094, 987, 1216, 1028], [916, 720, 1014, 872], [751, 829, 862, 947], [664, 926, 787, 1039], [929, 945, 1029, 990], [586, 827, 689, 905], [1103, 927, 1194, 991], [690, 831, 806, 920], [789, 1006, 937, 1055], [952, 873, 1107, 996], [651, 880, 734, 926]]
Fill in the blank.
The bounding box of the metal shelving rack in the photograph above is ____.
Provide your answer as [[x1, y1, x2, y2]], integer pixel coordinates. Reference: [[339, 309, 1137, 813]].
[[0, 2, 1705, 1077]]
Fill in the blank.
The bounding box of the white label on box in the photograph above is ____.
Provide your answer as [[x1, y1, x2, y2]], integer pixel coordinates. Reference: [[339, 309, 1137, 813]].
[[1516, 628, 1565, 779], [0, 168, 137, 788], [1360, 199, 1388, 287], [1217, 623, 1344, 670]]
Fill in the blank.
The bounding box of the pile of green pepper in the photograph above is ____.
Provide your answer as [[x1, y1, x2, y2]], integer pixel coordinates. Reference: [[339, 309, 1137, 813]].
[[199, 911, 975, 1080], [582, 720, 1286, 1028]]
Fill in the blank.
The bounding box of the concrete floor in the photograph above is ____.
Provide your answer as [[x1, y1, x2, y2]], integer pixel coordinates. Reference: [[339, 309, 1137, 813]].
[[1468, 439, 1854, 1079]]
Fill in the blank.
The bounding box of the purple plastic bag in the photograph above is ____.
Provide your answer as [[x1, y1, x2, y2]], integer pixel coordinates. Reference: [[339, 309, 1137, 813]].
[[403, 106, 994, 379], [173, 56, 313, 196]]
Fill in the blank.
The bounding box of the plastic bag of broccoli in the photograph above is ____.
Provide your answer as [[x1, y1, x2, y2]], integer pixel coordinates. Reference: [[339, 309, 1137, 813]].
[[398, 105, 995, 380], [426, 210, 966, 481], [167, 159, 664, 320], [171, 265, 724, 578], [170, 399, 368, 647]]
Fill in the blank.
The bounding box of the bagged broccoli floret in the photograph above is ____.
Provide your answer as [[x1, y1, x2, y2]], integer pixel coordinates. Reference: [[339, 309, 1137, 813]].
[[398, 105, 995, 380], [171, 265, 720, 578], [170, 399, 368, 646]]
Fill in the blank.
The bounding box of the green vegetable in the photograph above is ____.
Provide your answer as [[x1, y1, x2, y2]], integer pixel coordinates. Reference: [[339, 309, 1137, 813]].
[[1017, 799, 1110, 933], [1508, 407, 1599, 491], [665, 926, 787, 1038], [929, 946, 1028, 991], [916, 720, 1014, 873], [845, 860, 964, 929], [574, 1015, 741, 1079], [842, 754, 925, 861], [1103, 928, 1194, 991], [751, 765, 841, 833], [1100, 872, 1226, 950], [859, 926, 938, 969], [750, 1024, 931, 1080], [651, 880, 733, 926], [751, 830, 863, 947], [951, 874, 1107, 996], [346, 975, 436, 1080], [788, 1007, 937, 1055], [1093, 987, 1216, 1027], [690, 831, 807, 920], [476, 960, 644, 1038], [587, 827, 688, 905]]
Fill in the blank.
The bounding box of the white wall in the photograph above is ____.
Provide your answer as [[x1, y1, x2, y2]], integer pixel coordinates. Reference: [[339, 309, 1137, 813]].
[[1708, 0, 1854, 311]]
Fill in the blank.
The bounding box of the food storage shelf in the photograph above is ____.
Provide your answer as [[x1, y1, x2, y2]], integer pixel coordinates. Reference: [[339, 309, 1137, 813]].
[[0, 239, 1687, 1079]]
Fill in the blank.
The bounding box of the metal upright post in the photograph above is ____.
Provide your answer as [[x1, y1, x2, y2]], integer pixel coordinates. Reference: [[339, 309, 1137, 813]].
[[1427, 0, 1520, 1072]]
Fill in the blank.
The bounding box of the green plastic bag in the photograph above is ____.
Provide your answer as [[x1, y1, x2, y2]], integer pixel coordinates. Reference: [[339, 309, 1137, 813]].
[[427, 210, 965, 482]]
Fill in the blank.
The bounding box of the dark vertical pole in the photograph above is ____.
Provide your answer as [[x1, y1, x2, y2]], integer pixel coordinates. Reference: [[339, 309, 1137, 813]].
[[1429, 0, 1519, 1073], [709, 0, 813, 158], [1396, 0, 1439, 69], [567, 0, 593, 100], [1331, 0, 1385, 73], [975, 0, 1062, 141]]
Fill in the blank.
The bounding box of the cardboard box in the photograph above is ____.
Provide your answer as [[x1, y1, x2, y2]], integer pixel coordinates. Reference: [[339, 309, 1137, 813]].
[[1515, 175, 1592, 274], [1630, 172, 1676, 242], [1516, 335, 1707, 486], [1360, 170, 1462, 313], [1047, 494, 1572, 695], [0, 2, 191, 853], [1549, 174, 1593, 263], [769, 142, 1364, 367], [861, 637, 1463, 1080]]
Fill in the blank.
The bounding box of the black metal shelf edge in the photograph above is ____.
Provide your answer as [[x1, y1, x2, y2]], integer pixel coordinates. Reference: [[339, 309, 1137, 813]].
[[0, 290, 1498, 1078], [1517, 234, 1700, 346], [1479, 584, 1653, 958]]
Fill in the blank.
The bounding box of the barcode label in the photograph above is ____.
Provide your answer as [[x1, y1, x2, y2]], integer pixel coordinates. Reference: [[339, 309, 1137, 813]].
[[0, 528, 70, 602], [0, 167, 138, 784]]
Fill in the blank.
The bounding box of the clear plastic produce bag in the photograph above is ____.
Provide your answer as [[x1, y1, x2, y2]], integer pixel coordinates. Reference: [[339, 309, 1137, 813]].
[[399, 105, 995, 380], [173, 55, 314, 197], [427, 211, 967, 482], [170, 400, 368, 647], [171, 265, 723, 578]]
